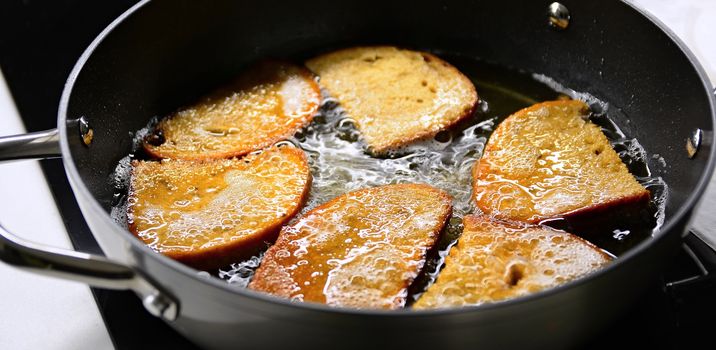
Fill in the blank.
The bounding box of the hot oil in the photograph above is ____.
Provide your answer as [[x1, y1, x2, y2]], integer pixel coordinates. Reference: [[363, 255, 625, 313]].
[[110, 55, 668, 299]]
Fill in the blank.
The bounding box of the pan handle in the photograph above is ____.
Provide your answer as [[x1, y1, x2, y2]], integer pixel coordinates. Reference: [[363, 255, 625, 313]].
[[0, 128, 61, 162], [0, 129, 179, 320], [0, 223, 179, 320]]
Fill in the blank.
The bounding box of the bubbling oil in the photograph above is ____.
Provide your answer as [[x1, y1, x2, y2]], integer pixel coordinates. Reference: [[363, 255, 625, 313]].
[[111, 56, 668, 300], [295, 93, 489, 218]]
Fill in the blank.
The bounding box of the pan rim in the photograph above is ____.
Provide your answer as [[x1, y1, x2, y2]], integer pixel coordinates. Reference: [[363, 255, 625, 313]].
[[57, 0, 716, 320]]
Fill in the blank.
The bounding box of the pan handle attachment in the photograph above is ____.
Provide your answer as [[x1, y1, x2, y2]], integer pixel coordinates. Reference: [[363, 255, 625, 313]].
[[1, 126, 178, 320], [0, 128, 61, 162], [0, 223, 179, 321]]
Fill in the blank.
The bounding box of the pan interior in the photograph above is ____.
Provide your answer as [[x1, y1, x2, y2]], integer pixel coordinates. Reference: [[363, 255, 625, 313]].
[[61, 0, 714, 311], [64, 0, 713, 221], [107, 53, 668, 303]]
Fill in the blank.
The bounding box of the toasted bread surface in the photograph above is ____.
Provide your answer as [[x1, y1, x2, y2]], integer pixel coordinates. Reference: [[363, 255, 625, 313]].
[[249, 184, 452, 309], [128, 146, 311, 270], [144, 61, 320, 160], [305, 46, 478, 154], [413, 215, 612, 309], [472, 100, 650, 224]]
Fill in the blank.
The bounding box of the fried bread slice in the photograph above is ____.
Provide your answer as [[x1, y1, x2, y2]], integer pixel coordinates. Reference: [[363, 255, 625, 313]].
[[413, 215, 612, 309], [472, 100, 650, 224], [249, 184, 452, 309], [128, 145, 311, 270], [144, 61, 320, 160], [305, 46, 478, 154]]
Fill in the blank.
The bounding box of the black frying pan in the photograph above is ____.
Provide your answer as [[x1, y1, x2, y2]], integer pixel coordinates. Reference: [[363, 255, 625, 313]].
[[0, 1, 714, 349]]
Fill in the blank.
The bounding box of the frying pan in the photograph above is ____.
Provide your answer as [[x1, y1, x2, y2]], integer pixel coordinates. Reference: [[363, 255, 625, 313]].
[[0, 0, 714, 348]]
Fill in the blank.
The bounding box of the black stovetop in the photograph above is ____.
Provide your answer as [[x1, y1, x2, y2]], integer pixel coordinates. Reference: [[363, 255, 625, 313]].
[[2, 1, 715, 349]]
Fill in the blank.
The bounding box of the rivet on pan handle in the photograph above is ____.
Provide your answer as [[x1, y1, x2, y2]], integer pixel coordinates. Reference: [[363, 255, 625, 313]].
[[0, 223, 179, 321], [78, 116, 94, 146], [686, 129, 703, 159], [547, 2, 570, 30], [687, 88, 716, 158]]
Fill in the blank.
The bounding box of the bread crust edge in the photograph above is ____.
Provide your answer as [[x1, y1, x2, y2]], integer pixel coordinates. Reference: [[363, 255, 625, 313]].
[[127, 146, 313, 271]]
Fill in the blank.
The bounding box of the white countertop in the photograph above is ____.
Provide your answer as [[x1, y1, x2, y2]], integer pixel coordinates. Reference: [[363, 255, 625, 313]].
[[0, 72, 113, 349], [0, 1, 714, 349]]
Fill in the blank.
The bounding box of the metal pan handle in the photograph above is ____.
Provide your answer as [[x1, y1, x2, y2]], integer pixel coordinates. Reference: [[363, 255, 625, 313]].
[[0, 128, 62, 162], [0, 130, 179, 321], [0, 224, 178, 320]]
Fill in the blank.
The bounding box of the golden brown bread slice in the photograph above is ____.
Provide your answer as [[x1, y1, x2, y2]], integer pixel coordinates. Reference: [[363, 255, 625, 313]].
[[305, 46, 478, 154], [144, 61, 320, 160], [128, 145, 311, 270], [249, 184, 452, 309], [413, 215, 612, 309], [472, 100, 650, 224]]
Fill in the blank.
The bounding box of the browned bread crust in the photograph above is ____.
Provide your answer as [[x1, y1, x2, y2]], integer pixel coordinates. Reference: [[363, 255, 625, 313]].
[[249, 184, 452, 309], [144, 61, 320, 160], [305, 46, 478, 154], [413, 215, 612, 309], [472, 100, 650, 224], [128, 145, 311, 270]]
